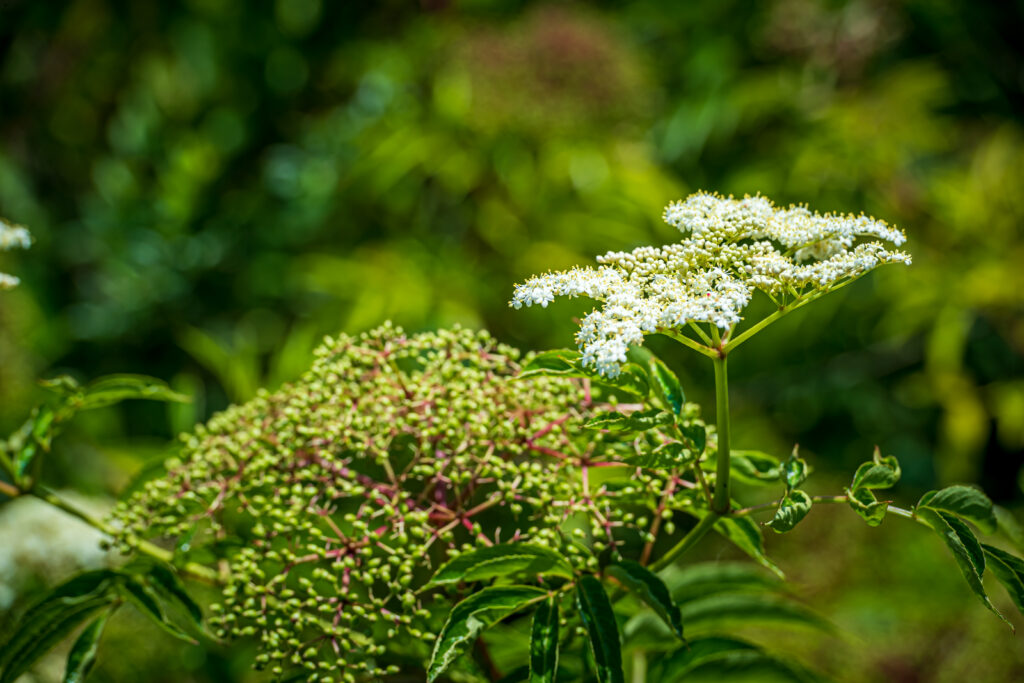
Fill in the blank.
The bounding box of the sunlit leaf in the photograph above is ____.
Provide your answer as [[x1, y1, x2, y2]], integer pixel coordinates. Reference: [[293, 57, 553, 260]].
[[917, 485, 997, 533], [428, 586, 548, 682], [711, 515, 784, 578], [781, 445, 809, 491], [727, 451, 782, 486], [606, 560, 683, 639], [584, 408, 674, 433], [428, 544, 573, 587], [849, 447, 900, 490], [767, 490, 812, 533], [845, 487, 887, 527], [649, 356, 685, 414]]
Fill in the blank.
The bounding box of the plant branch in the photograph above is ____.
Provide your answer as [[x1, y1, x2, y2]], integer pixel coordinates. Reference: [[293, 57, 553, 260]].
[[659, 330, 718, 359], [31, 486, 222, 585], [649, 512, 720, 572], [711, 356, 731, 515]]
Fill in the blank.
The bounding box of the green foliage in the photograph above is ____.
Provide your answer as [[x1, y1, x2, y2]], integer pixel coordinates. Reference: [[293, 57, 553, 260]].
[[529, 597, 560, 683], [606, 560, 683, 639], [63, 606, 116, 683], [576, 576, 623, 683], [767, 490, 813, 534], [428, 544, 574, 587]]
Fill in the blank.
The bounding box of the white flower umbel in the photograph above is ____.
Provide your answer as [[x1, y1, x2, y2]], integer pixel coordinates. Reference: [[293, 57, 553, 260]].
[[511, 192, 910, 376], [0, 217, 32, 290]]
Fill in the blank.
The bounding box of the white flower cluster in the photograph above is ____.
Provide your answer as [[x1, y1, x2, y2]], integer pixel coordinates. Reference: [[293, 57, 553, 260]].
[[512, 192, 910, 376], [1, 217, 32, 290]]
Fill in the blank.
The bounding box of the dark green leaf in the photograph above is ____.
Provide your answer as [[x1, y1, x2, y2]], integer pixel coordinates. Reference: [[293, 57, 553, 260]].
[[916, 508, 1010, 628], [727, 451, 782, 485], [428, 586, 547, 682], [428, 544, 573, 587], [497, 666, 531, 683], [584, 408, 674, 433], [850, 447, 900, 490], [37, 375, 81, 397], [519, 352, 649, 397], [679, 593, 832, 633], [767, 490, 813, 533], [118, 579, 197, 644], [663, 648, 822, 683], [621, 442, 695, 470], [606, 560, 683, 638], [845, 487, 887, 526], [649, 357, 685, 414], [918, 485, 997, 533], [64, 606, 117, 683], [576, 575, 623, 683], [144, 564, 203, 625], [529, 596, 559, 683], [711, 515, 784, 578], [77, 375, 189, 409], [13, 405, 57, 479], [0, 571, 120, 683], [781, 445, 809, 491], [983, 544, 1024, 615], [679, 424, 706, 457]]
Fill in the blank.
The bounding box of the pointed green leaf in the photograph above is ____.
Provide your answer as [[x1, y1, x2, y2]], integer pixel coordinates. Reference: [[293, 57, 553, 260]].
[[621, 442, 695, 470], [679, 424, 706, 457], [767, 490, 813, 533], [118, 579, 197, 644], [144, 564, 203, 626], [918, 485, 997, 533], [518, 350, 582, 377], [659, 636, 760, 680], [845, 487, 888, 526], [850, 447, 900, 490], [428, 586, 548, 682], [576, 575, 623, 683], [663, 647, 821, 683], [781, 446, 809, 491], [727, 451, 782, 485], [649, 357, 685, 414], [428, 544, 573, 587], [606, 560, 683, 639], [711, 515, 784, 578], [529, 596, 559, 683], [77, 375, 189, 409], [64, 606, 117, 683], [916, 508, 1010, 628], [585, 408, 674, 433], [982, 544, 1024, 615], [519, 351, 649, 397]]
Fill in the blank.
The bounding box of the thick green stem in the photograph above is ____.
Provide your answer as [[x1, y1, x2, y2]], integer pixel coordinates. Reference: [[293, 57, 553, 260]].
[[32, 486, 222, 585], [649, 512, 720, 572], [711, 356, 731, 515]]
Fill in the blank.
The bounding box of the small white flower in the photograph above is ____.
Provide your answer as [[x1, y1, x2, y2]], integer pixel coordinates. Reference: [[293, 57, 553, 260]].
[[0, 217, 31, 290], [512, 192, 910, 376]]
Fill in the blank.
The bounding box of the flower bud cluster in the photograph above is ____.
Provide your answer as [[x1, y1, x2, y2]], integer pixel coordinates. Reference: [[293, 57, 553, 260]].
[[511, 192, 910, 376], [0, 217, 31, 290], [112, 325, 685, 680]]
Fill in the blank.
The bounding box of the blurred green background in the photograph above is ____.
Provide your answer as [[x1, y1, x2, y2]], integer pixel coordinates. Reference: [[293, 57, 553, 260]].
[[1, 0, 1022, 680]]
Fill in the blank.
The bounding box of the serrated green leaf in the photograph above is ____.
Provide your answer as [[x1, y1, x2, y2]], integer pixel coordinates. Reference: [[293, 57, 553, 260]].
[[679, 424, 706, 457], [0, 571, 120, 683], [428, 544, 573, 587], [662, 562, 785, 604], [727, 451, 782, 485], [519, 351, 649, 397], [983, 544, 1024, 615], [679, 593, 832, 633], [649, 357, 685, 414], [576, 575, 623, 683], [916, 508, 1011, 628], [529, 596, 559, 683], [767, 490, 813, 533], [845, 487, 887, 526], [918, 485, 997, 533], [711, 515, 784, 579], [77, 375, 189, 409], [518, 349, 582, 377], [428, 586, 548, 682], [621, 442, 695, 470], [118, 579, 197, 644], [850, 447, 900, 490], [606, 560, 682, 639], [64, 606, 117, 683], [781, 446, 809, 491], [585, 408, 674, 433]]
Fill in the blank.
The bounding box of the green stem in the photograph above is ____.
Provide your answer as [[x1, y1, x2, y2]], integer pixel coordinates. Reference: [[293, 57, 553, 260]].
[[711, 356, 731, 515], [649, 512, 719, 571], [32, 486, 221, 585], [660, 330, 718, 359], [631, 650, 648, 683]]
